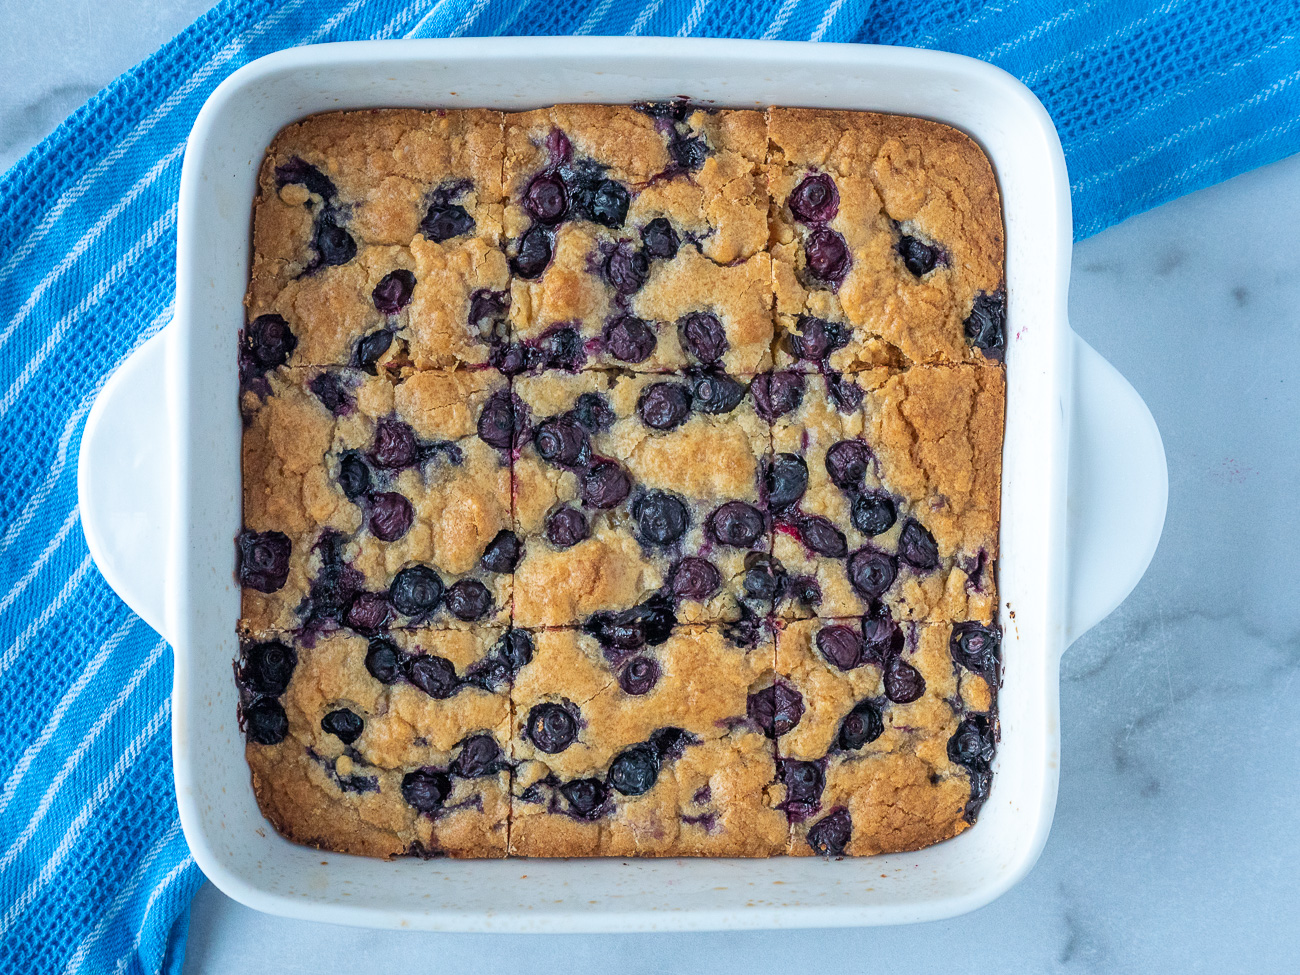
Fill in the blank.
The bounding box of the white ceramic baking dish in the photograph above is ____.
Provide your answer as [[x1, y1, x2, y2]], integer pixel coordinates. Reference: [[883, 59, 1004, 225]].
[[76, 37, 1167, 932]]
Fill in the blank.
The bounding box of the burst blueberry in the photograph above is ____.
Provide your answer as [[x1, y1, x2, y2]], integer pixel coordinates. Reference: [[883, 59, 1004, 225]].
[[898, 234, 942, 276], [788, 315, 845, 362], [883, 654, 926, 703], [365, 637, 403, 685], [641, 217, 679, 259], [237, 530, 291, 593], [353, 329, 393, 375], [421, 203, 475, 242], [451, 735, 503, 778], [243, 314, 297, 371], [806, 807, 852, 856], [480, 530, 522, 573], [747, 681, 804, 738], [345, 592, 392, 635], [560, 778, 608, 818], [604, 241, 649, 294], [964, 289, 1006, 360], [338, 452, 371, 502], [511, 225, 553, 278], [765, 453, 808, 510], [950, 622, 1001, 681]]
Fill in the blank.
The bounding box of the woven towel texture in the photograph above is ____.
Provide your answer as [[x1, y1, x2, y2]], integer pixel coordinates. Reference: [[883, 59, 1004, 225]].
[[1, 1, 1297, 972]]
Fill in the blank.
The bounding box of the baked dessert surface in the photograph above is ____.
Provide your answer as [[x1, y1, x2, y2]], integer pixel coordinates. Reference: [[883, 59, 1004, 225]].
[[238, 104, 1006, 861]]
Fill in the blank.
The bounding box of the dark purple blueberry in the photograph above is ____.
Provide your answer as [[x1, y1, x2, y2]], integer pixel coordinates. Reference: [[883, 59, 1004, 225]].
[[806, 807, 852, 857], [560, 778, 608, 818], [609, 743, 661, 796], [689, 370, 746, 415], [545, 505, 590, 548], [244, 314, 297, 371], [402, 769, 452, 814], [480, 530, 522, 573], [964, 289, 1006, 360], [524, 172, 568, 223], [634, 491, 688, 546], [237, 531, 291, 593], [370, 417, 417, 469], [534, 325, 585, 372], [468, 289, 510, 327], [804, 227, 849, 285], [635, 99, 692, 121], [669, 134, 707, 171], [533, 415, 590, 468], [825, 440, 870, 489], [345, 592, 392, 635], [584, 609, 646, 652], [798, 515, 848, 558], [603, 315, 657, 363], [967, 766, 994, 818], [575, 176, 630, 228], [641, 217, 679, 259], [897, 518, 940, 571], [421, 203, 475, 242], [353, 329, 393, 375], [816, 625, 863, 671], [950, 622, 1001, 682], [274, 157, 335, 199], [669, 557, 721, 601], [368, 492, 413, 542], [765, 454, 808, 510], [860, 609, 903, 662], [444, 579, 492, 621], [572, 392, 615, 432], [851, 492, 896, 537], [847, 548, 897, 599], [451, 735, 503, 778], [477, 389, 519, 451], [322, 708, 364, 745], [708, 501, 764, 548], [742, 552, 786, 603], [511, 225, 553, 278], [242, 641, 297, 696], [308, 371, 350, 414], [825, 372, 864, 412], [722, 608, 765, 648], [389, 565, 444, 618], [338, 452, 371, 502], [580, 461, 631, 509], [788, 172, 839, 223], [372, 269, 416, 315], [839, 700, 884, 750], [618, 656, 660, 696], [244, 698, 288, 745], [464, 629, 534, 690], [313, 212, 356, 267], [788, 316, 846, 362], [365, 637, 403, 685], [677, 311, 727, 365], [780, 760, 824, 806], [898, 234, 942, 277], [405, 653, 461, 699], [751, 371, 804, 420], [788, 574, 822, 609], [526, 702, 578, 753], [748, 681, 804, 738], [884, 654, 926, 703], [650, 726, 694, 759], [604, 242, 649, 295], [497, 629, 535, 671], [546, 128, 573, 163], [637, 594, 676, 645], [948, 714, 996, 770], [637, 382, 691, 431]]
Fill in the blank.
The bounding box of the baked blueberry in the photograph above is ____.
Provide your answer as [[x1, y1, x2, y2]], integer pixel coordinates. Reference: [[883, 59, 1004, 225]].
[[569, 171, 629, 228], [950, 622, 1001, 681], [883, 654, 926, 703], [689, 370, 746, 415], [524, 172, 568, 223], [581, 461, 631, 509], [365, 637, 403, 685], [816, 624, 863, 671], [420, 203, 475, 242], [742, 552, 786, 603], [788, 574, 822, 609], [798, 515, 847, 558], [477, 389, 520, 450], [825, 440, 870, 489], [526, 702, 578, 753], [584, 608, 647, 652], [368, 492, 413, 542], [389, 565, 444, 618], [948, 714, 996, 770], [898, 234, 942, 276], [708, 501, 763, 547], [244, 698, 288, 745], [806, 807, 851, 857], [897, 518, 940, 571], [804, 227, 849, 285], [860, 609, 903, 662], [669, 134, 707, 171], [650, 726, 694, 760], [603, 314, 657, 363], [825, 372, 864, 413], [464, 629, 534, 690], [372, 269, 416, 315], [444, 579, 492, 621], [404, 653, 460, 699], [512, 225, 553, 278], [747, 681, 804, 738], [780, 760, 824, 807], [964, 289, 1006, 360], [751, 371, 804, 420], [604, 241, 649, 294], [546, 505, 590, 548], [370, 417, 418, 469], [765, 453, 808, 510], [451, 735, 504, 778], [788, 172, 839, 223], [480, 530, 522, 573], [237, 530, 291, 593], [609, 743, 660, 796], [572, 392, 615, 432], [851, 492, 896, 537], [241, 640, 297, 697], [534, 325, 585, 372], [669, 557, 721, 601], [402, 769, 452, 814], [637, 382, 691, 430], [321, 708, 364, 745], [534, 415, 590, 468], [468, 289, 510, 328], [618, 656, 660, 696], [838, 700, 884, 750], [641, 217, 679, 259], [560, 778, 608, 818], [312, 211, 356, 267], [308, 371, 350, 415], [847, 548, 897, 599], [337, 452, 371, 502], [274, 157, 335, 199], [677, 312, 727, 364], [788, 316, 846, 362], [353, 328, 393, 375], [634, 490, 688, 546], [243, 314, 297, 371], [345, 591, 392, 634]]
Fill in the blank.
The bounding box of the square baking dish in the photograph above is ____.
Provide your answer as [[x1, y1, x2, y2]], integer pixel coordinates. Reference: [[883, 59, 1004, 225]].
[[76, 37, 1168, 931]]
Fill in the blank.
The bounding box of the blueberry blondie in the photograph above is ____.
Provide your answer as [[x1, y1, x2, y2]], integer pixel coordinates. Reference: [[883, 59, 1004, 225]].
[[239, 104, 1006, 861]]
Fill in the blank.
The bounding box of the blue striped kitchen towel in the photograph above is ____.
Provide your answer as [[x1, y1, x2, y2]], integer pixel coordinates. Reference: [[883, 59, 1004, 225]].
[[1, 1, 1297, 972]]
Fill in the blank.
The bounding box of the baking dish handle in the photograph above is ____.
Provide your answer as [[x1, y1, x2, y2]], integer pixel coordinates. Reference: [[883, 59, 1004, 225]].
[[1065, 331, 1168, 647], [77, 329, 172, 642]]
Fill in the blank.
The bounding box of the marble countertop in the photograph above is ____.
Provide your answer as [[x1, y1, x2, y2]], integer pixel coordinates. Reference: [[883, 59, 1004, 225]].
[[5, 3, 1297, 972]]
